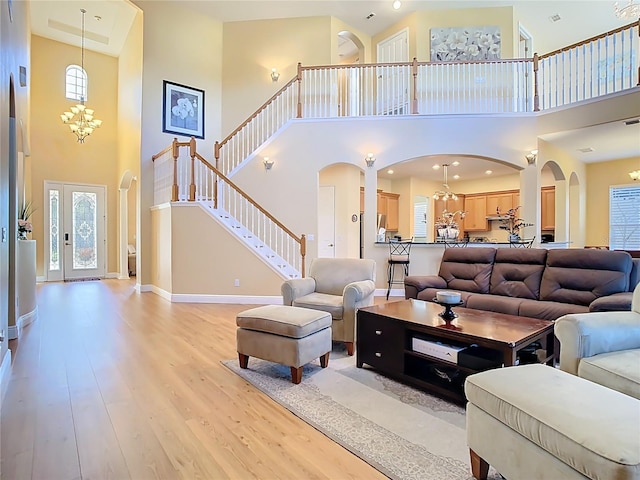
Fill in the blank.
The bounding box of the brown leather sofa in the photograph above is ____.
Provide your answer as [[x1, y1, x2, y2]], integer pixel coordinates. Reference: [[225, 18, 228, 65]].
[[404, 247, 640, 320]]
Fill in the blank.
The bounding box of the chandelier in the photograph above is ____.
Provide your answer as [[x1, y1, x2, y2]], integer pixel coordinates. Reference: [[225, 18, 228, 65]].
[[614, 0, 640, 19], [432, 164, 458, 201], [60, 9, 102, 143]]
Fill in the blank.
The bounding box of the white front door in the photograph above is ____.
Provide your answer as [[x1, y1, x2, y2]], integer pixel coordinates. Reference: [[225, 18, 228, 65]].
[[45, 182, 106, 281], [318, 186, 336, 258]]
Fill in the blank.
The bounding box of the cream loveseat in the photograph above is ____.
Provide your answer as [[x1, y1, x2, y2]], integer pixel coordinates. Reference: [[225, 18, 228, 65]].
[[281, 258, 376, 355], [554, 282, 640, 399]]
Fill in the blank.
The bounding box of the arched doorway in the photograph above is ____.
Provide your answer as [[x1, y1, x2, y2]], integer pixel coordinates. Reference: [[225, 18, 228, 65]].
[[541, 160, 567, 243]]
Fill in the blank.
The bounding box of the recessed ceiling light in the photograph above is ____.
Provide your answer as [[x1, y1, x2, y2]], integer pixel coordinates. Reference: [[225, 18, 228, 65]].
[[485, 170, 493, 175], [432, 164, 441, 170], [453, 174, 460, 179], [452, 161, 460, 166], [549, 14, 561, 22], [578, 147, 595, 153], [392, 0, 401, 10], [387, 169, 394, 174]]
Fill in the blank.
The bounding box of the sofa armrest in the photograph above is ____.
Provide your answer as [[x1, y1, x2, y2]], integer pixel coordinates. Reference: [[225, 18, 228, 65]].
[[342, 280, 376, 343], [554, 311, 640, 375], [404, 275, 447, 299], [589, 292, 633, 312], [281, 278, 316, 305]]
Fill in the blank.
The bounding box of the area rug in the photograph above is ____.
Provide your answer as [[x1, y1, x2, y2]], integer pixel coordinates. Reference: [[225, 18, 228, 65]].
[[222, 345, 502, 480]]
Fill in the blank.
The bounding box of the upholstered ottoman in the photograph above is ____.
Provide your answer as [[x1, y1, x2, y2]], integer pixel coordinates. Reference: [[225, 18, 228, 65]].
[[236, 305, 332, 384], [465, 364, 640, 480]]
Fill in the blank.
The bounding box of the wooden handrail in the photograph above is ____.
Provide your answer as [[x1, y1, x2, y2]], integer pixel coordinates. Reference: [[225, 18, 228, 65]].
[[539, 19, 639, 60], [301, 57, 533, 70], [151, 145, 171, 161], [219, 76, 298, 147], [193, 153, 303, 244]]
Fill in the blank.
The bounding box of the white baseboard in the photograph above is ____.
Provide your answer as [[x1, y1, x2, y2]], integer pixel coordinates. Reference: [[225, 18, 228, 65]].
[[0, 348, 12, 407], [105, 272, 119, 279], [7, 325, 17, 340], [117, 274, 131, 280], [36, 276, 46, 283], [375, 287, 405, 298], [17, 307, 38, 335], [137, 284, 153, 293], [149, 285, 282, 304]]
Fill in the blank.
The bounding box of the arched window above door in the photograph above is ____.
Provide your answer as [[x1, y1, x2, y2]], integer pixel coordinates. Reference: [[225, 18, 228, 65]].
[[65, 65, 87, 101]]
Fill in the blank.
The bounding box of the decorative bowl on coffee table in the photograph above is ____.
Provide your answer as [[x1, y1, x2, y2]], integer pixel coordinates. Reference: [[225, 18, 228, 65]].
[[432, 298, 464, 324]]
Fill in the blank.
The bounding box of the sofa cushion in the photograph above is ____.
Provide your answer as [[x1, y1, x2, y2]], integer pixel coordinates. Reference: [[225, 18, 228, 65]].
[[490, 248, 547, 300], [518, 298, 589, 321], [438, 247, 496, 294], [292, 293, 344, 320], [540, 249, 633, 306], [466, 294, 524, 316], [579, 349, 640, 400], [465, 364, 640, 480], [236, 305, 332, 338]]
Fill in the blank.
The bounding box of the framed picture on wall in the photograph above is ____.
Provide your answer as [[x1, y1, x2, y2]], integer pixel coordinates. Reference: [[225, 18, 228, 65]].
[[162, 80, 205, 139]]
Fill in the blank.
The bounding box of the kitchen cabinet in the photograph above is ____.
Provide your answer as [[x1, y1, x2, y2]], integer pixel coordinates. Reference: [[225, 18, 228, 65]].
[[361, 187, 400, 231], [486, 190, 518, 216], [463, 195, 488, 231], [379, 191, 400, 231], [434, 195, 465, 236], [541, 187, 555, 231]]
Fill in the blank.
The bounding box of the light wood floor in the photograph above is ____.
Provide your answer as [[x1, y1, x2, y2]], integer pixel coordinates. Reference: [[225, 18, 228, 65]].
[[1, 279, 393, 480]]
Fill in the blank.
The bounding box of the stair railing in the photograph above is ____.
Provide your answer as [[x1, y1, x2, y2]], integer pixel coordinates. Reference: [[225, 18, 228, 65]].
[[153, 138, 307, 276]]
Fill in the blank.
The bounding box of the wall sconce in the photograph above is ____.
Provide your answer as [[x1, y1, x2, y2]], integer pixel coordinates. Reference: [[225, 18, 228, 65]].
[[525, 149, 538, 165], [263, 157, 274, 171], [270, 68, 280, 82], [365, 152, 376, 168], [629, 170, 640, 181]]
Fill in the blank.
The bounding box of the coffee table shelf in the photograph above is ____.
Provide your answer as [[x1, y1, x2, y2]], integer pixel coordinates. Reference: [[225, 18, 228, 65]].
[[356, 299, 556, 404]]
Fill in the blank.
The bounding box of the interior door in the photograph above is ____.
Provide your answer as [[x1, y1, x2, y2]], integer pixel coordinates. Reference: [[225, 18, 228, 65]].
[[45, 182, 106, 280], [318, 186, 336, 258], [377, 28, 409, 115]]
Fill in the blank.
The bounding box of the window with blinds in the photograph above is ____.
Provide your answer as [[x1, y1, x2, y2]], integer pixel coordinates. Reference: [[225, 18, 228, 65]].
[[609, 184, 640, 250]]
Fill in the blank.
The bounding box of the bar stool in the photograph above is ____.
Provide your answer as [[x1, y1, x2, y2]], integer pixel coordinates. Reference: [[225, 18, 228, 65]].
[[386, 239, 412, 300]]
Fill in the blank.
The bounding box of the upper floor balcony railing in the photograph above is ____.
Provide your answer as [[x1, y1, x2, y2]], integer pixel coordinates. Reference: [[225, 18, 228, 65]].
[[215, 20, 639, 176]]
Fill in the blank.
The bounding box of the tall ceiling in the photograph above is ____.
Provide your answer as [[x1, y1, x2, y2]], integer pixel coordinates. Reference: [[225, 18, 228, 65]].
[[30, 0, 640, 182]]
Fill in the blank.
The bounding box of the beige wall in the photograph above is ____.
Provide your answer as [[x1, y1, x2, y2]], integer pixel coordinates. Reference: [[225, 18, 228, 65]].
[[136, 0, 223, 287], [586, 156, 640, 247], [319, 163, 362, 258], [30, 35, 119, 276], [222, 16, 332, 134], [372, 7, 514, 62], [150, 205, 172, 292]]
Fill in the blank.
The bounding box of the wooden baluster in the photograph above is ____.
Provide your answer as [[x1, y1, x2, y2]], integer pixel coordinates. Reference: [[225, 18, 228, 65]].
[[171, 137, 179, 202], [189, 137, 196, 201]]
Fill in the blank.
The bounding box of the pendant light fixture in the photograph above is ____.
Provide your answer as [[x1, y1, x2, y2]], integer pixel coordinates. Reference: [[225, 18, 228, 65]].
[[60, 8, 102, 143], [432, 164, 459, 201]]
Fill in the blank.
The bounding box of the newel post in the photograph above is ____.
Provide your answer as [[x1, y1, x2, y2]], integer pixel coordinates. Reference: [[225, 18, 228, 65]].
[[171, 137, 179, 202], [411, 57, 419, 114], [296, 62, 303, 118], [300, 233, 306, 277], [189, 136, 196, 201], [533, 53, 540, 112], [214, 141, 220, 209]]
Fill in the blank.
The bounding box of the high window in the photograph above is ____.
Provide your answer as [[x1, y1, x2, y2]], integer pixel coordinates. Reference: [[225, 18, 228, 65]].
[[609, 184, 640, 250], [65, 65, 87, 101]]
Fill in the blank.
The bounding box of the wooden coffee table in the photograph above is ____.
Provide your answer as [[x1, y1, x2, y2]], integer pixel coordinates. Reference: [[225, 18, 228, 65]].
[[356, 299, 556, 404]]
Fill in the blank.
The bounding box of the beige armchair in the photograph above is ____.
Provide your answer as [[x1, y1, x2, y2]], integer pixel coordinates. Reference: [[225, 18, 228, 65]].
[[554, 283, 640, 399], [281, 258, 376, 355]]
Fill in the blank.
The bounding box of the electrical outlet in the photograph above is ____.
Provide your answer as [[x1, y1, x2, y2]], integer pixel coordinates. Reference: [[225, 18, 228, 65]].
[[234, 279, 240, 287]]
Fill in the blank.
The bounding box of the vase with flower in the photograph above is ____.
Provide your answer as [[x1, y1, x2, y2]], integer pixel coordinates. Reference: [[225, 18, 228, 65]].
[[18, 202, 35, 240], [435, 209, 466, 239], [496, 206, 533, 241]]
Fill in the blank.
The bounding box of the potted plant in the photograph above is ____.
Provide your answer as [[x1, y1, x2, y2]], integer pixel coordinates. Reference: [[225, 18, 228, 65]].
[[435, 209, 466, 239], [496, 206, 533, 241], [18, 201, 35, 240]]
